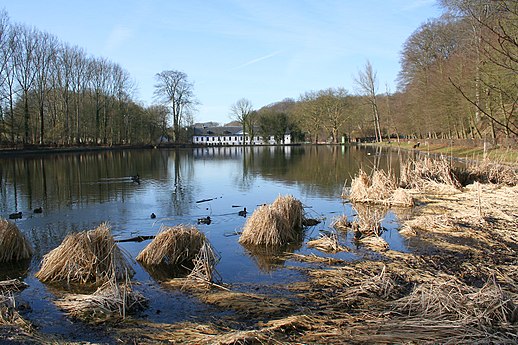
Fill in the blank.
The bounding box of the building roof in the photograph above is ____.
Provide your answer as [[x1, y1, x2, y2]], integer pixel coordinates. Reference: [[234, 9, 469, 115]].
[[193, 126, 244, 136]]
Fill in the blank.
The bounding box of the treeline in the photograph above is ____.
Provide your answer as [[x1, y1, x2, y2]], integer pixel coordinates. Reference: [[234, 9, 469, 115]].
[[2, 1, 516, 148], [249, 1, 517, 145], [0, 10, 170, 147]]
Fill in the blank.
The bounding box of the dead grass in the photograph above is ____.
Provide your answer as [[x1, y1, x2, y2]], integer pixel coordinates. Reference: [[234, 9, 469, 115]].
[[0, 219, 33, 263], [118, 315, 314, 345], [136, 225, 206, 267], [187, 241, 220, 285], [358, 235, 389, 252], [347, 169, 415, 207], [137, 225, 219, 286], [393, 276, 516, 327], [199, 290, 293, 317], [307, 232, 348, 253], [464, 160, 518, 186], [55, 277, 147, 324], [239, 195, 305, 247], [0, 292, 34, 336], [352, 204, 386, 237], [331, 215, 351, 232], [35, 223, 133, 285], [400, 155, 462, 190], [0, 279, 28, 293]]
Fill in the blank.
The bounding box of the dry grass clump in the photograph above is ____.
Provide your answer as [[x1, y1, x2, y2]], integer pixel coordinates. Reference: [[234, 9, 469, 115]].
[[239, 195, 305, 247], [0, 219, 33, 263], [389, 188, 415, 207], [35, 223, 133, 285], [347, 169, 414, 206], [353, 204, 386, 237], [307, 233, 348, 253], [187, 241, 220, 285], [465, 160, 518, 186], [126, 315, 314, 345], [272, 194, 304, 229], [55, 278, 147, 323], [304, 262, 405, 306], [200, 290, 293, 317], [358, 235, 389, 252], [393, 276, 517, 328], [136, 225, 206, 267], [0, 292, 33, 333], [400, 156, 462, 190], [332, 215, 351, 232], [338, 265, 399, 304], [0, 279, 28, 293]]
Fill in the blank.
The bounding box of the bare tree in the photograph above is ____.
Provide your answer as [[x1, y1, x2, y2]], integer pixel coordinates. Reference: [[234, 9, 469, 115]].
[[34, 31, 58, 144], [0, 10, 11, 143], [297, 91, 323, 143], [355, 60, 382, 142], [230, 98, 253, 144], [154, 70, 196, 143], [317, 88, 351, 144], [12, 24, 39, 144], [69, 46, 88, 144]]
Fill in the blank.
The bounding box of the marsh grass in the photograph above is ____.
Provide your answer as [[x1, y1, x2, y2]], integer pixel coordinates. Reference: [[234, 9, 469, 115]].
[[0, 279, 28, 293], [239, 195, 305, 247], [331, 215, 351, 232], [136, 225, 206, 267], [400, 155, 462, 190], [307, 232, 348, 253], [137, 225, 219, 286], [0, 219, 33, 263], [393, 276, 516, 327], [347, 169, 414, 207], [55, 275, 147, 323], [352, 204, 386, 237], [35, 223, 133, 285]]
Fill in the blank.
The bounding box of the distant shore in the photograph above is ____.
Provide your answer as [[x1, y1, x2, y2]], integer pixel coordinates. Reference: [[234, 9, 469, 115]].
[[0, 142, 303, 157]]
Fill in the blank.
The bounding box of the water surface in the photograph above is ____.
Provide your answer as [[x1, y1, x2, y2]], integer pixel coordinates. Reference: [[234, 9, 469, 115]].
[[0, 145, 412, 341]]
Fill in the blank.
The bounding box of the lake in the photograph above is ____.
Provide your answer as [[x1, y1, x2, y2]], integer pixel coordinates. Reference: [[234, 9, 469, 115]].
[[0, 144, 412, 342]]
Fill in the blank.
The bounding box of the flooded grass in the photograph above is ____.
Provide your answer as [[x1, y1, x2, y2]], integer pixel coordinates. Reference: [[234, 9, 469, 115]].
[[1, 148, 517, 343]]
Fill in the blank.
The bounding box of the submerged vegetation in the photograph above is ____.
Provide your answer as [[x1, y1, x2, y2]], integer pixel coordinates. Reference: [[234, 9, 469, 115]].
[[2, 154, 516, 344]]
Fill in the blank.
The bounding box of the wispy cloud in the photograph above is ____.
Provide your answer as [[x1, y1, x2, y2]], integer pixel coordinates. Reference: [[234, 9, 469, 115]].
[[231, 50, 282, 70], [105, 26, 133, 52]]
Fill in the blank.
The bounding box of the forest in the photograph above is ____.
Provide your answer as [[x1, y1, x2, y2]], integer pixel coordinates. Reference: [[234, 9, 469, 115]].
[[0, 0, 516, 147]]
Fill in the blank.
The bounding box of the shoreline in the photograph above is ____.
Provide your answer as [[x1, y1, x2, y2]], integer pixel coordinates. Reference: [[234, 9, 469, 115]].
[[362, 141, 518, 164], [0, 142, 305, 157]]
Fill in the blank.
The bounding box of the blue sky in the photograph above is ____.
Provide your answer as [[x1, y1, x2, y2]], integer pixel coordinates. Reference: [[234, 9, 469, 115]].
[[2, 0, 441, 124]]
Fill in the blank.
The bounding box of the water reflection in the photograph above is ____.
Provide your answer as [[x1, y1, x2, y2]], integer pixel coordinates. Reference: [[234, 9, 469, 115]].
[[241, 242, 304, 273], [0, 145, 415, 338]]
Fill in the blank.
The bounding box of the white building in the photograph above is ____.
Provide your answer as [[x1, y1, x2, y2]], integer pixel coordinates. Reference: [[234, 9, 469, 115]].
[[192, 126, 291, 146]]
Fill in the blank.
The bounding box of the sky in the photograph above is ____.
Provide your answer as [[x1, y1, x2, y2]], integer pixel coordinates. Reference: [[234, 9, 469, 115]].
[[1, 0, 442, 125]]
